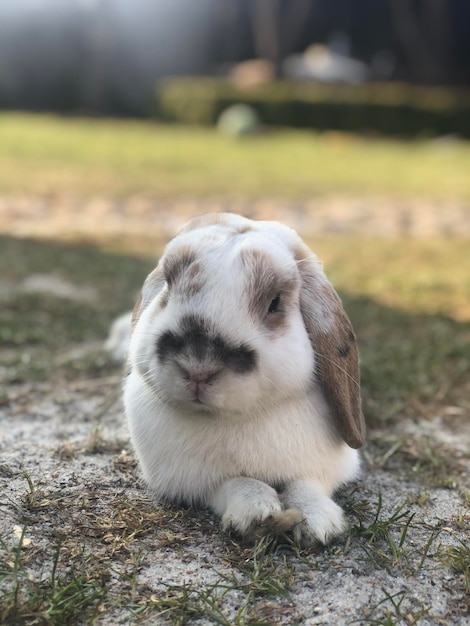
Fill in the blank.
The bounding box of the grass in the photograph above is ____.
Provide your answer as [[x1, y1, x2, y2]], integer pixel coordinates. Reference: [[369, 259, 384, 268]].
[[5, 481, 438, 626], [440, 541, 470, 593], [1, 474, 299, 625], [131, 536, 297, 625], [0, 235, 154, 385], [2, 472, 460, 626], [0, 525, 107, 625], [1, 113, 470, 200], [312, 237, 470, 321], [0, 113, 469, 624], [347, 493, 416, 572], [361, 589, 430, 625]]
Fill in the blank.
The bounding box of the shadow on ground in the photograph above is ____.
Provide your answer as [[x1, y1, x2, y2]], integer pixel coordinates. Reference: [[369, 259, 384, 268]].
[[1, 234, 468, 428]]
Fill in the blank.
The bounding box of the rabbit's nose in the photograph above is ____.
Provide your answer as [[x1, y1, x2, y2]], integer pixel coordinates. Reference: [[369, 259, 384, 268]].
[[187, 372, 215, 395], [178, 365, 221, 397]]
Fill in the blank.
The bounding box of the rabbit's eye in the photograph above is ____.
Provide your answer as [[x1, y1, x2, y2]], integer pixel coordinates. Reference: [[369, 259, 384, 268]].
[[268, 294, 281, 314]]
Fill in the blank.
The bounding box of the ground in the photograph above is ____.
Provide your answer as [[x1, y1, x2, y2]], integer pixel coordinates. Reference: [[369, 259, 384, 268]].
[[0, 115, 469, 625], [0, 206, 468, 626]]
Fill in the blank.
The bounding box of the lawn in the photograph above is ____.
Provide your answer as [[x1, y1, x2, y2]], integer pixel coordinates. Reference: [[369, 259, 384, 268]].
[[0, 113, 469, 625], [1, 113, 470, 200], [0, 234, 468, 625]]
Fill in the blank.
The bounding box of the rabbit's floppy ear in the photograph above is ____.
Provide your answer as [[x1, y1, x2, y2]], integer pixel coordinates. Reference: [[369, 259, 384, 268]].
[[132, 266, 166, 327], [294, 242, 365, 449]]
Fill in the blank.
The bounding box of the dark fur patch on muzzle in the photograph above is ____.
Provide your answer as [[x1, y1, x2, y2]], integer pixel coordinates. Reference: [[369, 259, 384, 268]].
[[156, 315, 257, 374]]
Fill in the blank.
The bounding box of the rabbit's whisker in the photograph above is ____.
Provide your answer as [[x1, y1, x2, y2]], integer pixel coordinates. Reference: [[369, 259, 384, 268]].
[[314, 352, 360, 389]]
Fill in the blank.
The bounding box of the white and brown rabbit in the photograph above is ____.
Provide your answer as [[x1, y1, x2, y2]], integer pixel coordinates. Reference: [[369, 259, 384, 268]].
[[124, 213, 365, 545]]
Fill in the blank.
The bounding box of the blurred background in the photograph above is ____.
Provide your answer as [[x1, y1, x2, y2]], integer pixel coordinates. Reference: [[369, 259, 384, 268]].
[[0, 0, 469, 432], [1, 0, 470, 116], [1, 0, 470, 242]]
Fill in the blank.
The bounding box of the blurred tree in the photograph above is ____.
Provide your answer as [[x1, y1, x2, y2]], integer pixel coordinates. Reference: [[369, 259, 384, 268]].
[[251, 0, 314, 76], [390, 0, 452, 83], [83, 0, 115, 112], [0, 0, 468, 116]]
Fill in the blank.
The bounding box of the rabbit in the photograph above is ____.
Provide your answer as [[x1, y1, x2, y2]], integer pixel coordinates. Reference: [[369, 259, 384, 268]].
[[124, 212, 365, 545]]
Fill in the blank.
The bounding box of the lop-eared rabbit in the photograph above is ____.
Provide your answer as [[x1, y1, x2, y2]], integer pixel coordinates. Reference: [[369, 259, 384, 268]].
[[121, 213, 365, 545]]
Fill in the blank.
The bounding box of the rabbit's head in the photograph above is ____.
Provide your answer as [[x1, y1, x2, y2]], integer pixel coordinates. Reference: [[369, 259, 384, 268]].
[[129, 213, 365, 448]]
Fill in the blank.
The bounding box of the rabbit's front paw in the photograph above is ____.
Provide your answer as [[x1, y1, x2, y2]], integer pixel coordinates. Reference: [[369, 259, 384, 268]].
[[223, 502, 302, 539], [293, 498, 347, 546], [282, 481, 348, 546], [212, 477, 301, 539]]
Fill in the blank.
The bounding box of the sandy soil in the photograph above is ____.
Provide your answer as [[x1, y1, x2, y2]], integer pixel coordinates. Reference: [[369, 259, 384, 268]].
[[1, 194, 470, 242], [1, 367, 468, 624]]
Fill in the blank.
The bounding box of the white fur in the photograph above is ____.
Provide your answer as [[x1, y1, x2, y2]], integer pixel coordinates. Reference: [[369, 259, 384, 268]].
[[124, 213, 362, 545]]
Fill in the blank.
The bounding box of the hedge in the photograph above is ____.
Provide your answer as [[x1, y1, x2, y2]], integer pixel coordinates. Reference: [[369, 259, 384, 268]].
[[155, 78, 470, 138]]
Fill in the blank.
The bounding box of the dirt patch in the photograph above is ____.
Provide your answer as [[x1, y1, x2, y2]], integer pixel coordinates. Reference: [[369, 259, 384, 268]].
[[1, 194, 470, 242]]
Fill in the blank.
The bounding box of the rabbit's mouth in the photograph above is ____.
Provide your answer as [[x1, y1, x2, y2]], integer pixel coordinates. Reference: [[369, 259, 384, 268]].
[[180, 394, 218, 413], [184, 383, 217, 409]]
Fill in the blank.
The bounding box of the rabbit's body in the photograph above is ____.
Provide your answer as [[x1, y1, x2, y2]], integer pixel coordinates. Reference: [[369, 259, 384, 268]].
[[124, 213, 365, 544], [126, 370, 359, 503]]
